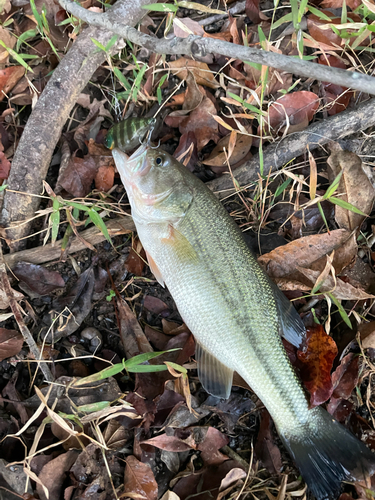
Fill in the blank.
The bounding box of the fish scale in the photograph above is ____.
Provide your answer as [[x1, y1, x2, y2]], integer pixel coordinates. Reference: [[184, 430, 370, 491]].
[[113, 144, 375, 500]]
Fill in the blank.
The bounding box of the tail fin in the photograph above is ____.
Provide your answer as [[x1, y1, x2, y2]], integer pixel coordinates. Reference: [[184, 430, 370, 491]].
[[278, 407, 375, 500]]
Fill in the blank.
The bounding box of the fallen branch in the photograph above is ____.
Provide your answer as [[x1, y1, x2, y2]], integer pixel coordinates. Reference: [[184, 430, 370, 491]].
[[0, 0, 150, 251], [60, 0, 375, 95], [207, 96, 375, 196], [4, 217, 135, 269], [0, 244, 54, 382]]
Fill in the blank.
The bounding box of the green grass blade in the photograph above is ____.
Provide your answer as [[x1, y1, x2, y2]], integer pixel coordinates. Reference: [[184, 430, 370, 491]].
[[329, 196, 367, 216], [88, 208, 113, 245], [328, 292, 352, 328], [142, 3, 178, 12], [0, 41, 33, 72], [127, 365, 168, 373], [307, 5, 333, 21], [91, 38, 107, 52], [317, 201, 330, 232], [16, 29, 38, 52], [274, 177, 292, 197], [324, 170, 343, 199], [50, 210, 60, 245], [30, 0, 43, 30], [271, 12, 293, 30], [113, 67, 131, 90], [124, 349, 179, 369]]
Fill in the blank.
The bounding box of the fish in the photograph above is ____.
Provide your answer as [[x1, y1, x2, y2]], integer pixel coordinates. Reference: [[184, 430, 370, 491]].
[[112, 143, 375, 499], [104, 117, 156, 152]]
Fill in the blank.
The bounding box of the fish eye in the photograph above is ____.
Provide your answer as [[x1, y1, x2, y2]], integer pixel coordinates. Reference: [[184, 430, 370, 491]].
[[155, 156, 163, 166]]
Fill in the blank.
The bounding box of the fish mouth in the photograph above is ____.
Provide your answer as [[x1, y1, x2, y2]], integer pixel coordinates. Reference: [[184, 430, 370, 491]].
[[138, 186, 174, 206], [127, 143, 150, 177]]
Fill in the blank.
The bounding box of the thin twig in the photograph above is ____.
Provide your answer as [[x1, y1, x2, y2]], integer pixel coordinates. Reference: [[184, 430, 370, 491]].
[[0, 243, 54, 382], [221, 444, 250, 470], [59, 0, 375, 95]]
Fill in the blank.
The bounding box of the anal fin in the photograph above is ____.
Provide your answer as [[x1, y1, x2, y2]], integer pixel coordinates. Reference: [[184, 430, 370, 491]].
[[195, 342, 233, 399], [145, 250, 165, 287]]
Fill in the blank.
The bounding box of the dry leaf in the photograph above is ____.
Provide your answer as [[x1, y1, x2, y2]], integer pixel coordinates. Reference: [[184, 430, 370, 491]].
[[0, 328, 23, 361], [321, 0, 361, 8], [160, 492, 180, 500], [57, 153, 98, 197], [318, 55, 352, 116], [125, 237, 146, 276], [94, 164, 115, 192], [178, 96, 220, 151], [173, 17, 205, 38], [297, 267, 375, 300], [265, 91, 319, 134], [0, 151, 11, 179], [245, 0, 261, 24], [202, 132, 253, 171], [13, 262, 65, 296], [0, 27, 15, 66], [307, 11, 364, 48], [258, 229, 354, 279], [124, 456, 158, 500], [168, 57, 219, 89], [358, 321, 375, 349], [254, 409, 282, 473], [0, 66, 25, 102], [327, 145, 375, 232], [0, 0, 11, 14]]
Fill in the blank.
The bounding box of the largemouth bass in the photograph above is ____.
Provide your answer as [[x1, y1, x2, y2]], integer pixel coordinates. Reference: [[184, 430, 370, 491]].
[[113, 143, 374, 499]]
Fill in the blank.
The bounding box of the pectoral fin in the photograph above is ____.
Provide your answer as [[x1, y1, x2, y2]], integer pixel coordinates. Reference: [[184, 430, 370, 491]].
[[161, 225, 198, 263], [269, 280, 306, 348], [145, 251, 165, 287], [195, 342, 233, 399]]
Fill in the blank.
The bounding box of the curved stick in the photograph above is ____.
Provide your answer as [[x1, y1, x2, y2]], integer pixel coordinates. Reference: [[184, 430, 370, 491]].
[[0, 0, 151, 251]]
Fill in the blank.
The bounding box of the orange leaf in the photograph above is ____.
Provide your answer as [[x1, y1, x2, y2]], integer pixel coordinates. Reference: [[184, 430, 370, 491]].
[[124, 456, 158, 500], [0, 66, 25, 103], [297, 325, 338, 407], [94, 164, 115, 192]]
